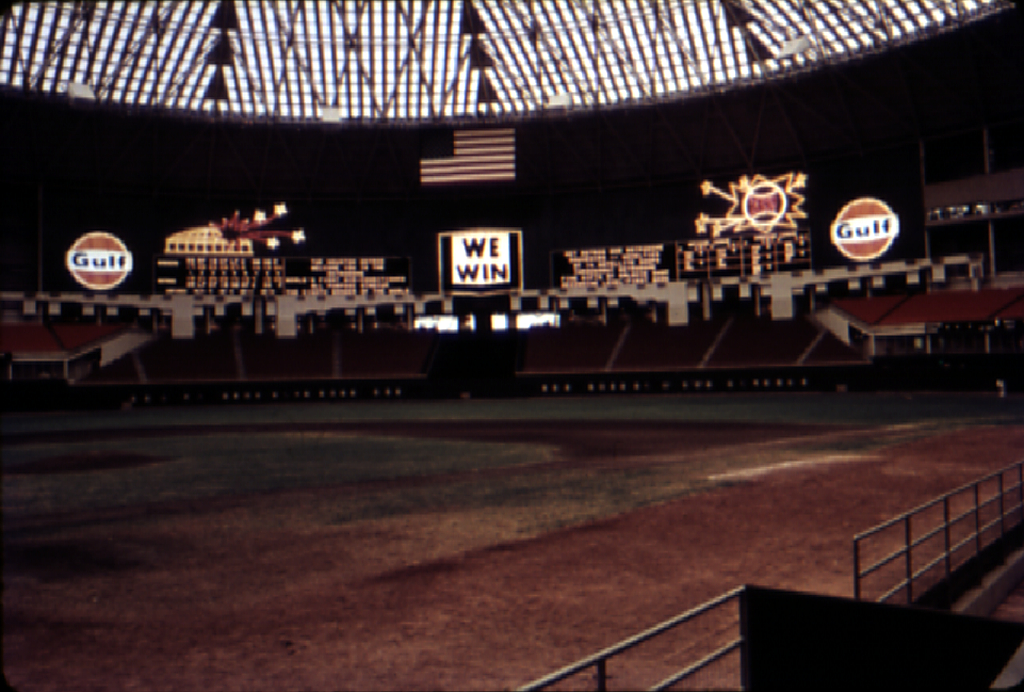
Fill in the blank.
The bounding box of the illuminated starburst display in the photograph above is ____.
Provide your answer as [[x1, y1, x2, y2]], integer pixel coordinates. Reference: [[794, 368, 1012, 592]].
[[0, 0, 1011, 123], [162, 203, 304, 257], [696, 172, 807, 237], [680, 172, 811, 279]]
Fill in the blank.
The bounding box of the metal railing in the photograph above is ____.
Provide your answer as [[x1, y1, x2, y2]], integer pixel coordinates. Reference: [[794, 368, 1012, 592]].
[[517, 586, 746, 692], [853, 460, 1024, 605]]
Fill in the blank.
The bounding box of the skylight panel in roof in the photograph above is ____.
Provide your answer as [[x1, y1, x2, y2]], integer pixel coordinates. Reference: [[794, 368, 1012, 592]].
[[659, 37, 683, 92], [637, 16, 663, 92], [256, 42, 272, 93], [699, 1, 721, 84], [0, 0, 1013, 122], [64, 27, 87, 84], [729, 27, 752, 80], [682, 2, 707, 86], [718, 3, 739, 84], [721, 23, 740, 80], [816, 23, 838, 47], [762, 3, 784, 24], [777, 0, 806, 33]]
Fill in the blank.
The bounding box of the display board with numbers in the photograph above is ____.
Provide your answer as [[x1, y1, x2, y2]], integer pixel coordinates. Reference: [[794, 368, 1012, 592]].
[[551, 244, 675, 290], [155, 255, 410, 297], [677, 232, 811, 280]]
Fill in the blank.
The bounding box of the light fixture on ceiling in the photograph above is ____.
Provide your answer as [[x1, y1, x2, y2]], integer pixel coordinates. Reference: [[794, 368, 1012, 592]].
[[778, 36, 813, 58], [67, 82, 96, 101], [546, 92, 572, 109]]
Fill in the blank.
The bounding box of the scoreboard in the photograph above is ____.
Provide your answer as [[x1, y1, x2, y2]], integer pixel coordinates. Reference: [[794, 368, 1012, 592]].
[[677, 232, 811, 280], [552, 244, 675, 290], [155, 255, 410, 297]]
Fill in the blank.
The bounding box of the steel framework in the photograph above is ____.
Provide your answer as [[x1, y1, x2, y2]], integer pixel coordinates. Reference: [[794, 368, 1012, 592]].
[[0, 0, 1014, 124]]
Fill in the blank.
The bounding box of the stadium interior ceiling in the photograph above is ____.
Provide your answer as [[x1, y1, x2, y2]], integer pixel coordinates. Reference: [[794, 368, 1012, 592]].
[[1, 1, 1023, 405], [0, 0, 1020, 197], [2, 1, 1014, 121]]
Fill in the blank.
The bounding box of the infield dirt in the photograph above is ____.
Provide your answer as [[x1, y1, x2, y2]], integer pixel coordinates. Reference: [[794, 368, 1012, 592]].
[[5, 415, 1024, 690]]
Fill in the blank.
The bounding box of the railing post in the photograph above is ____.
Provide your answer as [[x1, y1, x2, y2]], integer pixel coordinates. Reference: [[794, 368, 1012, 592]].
[[595, 659, 606, 692], [905, 516, 913, 604], [853, 539, 861, 601], [999, 473, 1006, 541], [975, 484, 982, 556], [1018, 463, 1023, 524], [944, 496, 952, 607], [739, 587, 750, 691]]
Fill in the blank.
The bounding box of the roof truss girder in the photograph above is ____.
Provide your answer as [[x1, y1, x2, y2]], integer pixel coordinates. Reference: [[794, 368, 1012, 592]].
[[2, 0, 1010, 123]]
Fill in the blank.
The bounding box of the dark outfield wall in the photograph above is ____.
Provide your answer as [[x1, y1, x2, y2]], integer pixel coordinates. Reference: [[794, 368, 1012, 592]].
[[4, 145, 923, 295]]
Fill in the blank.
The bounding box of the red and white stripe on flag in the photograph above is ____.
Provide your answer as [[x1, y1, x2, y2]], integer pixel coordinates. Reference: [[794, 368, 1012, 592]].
[[420, 129, 515, 186]]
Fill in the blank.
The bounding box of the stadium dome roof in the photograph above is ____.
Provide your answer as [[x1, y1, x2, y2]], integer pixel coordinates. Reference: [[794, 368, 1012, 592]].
[[0, 0, 1014, 124]]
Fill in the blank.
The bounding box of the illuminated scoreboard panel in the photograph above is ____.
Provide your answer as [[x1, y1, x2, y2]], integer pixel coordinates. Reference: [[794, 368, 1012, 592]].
[[283, 257, 410, 297], [677, 232, 811, 279], [155, 256, 410, 297], [552, 244, 675, 290]]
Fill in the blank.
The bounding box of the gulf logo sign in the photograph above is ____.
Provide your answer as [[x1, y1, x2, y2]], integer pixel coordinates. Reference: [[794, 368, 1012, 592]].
[[830, 198, 900, 262], [66, 232, 133, 290]]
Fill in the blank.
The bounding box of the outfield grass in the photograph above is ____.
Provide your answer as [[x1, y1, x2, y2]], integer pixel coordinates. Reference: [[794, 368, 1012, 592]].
[[3, 433, 557, 517], [4, 393, 1022, 541], [4, 427, 714, 542]]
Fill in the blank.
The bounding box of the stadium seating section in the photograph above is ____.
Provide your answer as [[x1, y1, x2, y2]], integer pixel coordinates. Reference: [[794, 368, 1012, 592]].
[[80, 352, 140, 384], [520, 314, 863, 374], [611, 317, 729, 371], [49, 323, 126, 350], [0, 324, 63, 354], [996, 298, 1024, 320], [138, 330, 239, 382], [337, 329, 435, 378], [520, 321, 626, 373], [0, 322, 126, 354], [835, 288, 1024, 326], [69, 326, 437, 383], [800, 331, 867, 365], [831, 295, 909, 325], [705, 316, 822, 368], [239, 331, 334, 380], [19, 290, 1024, 385]]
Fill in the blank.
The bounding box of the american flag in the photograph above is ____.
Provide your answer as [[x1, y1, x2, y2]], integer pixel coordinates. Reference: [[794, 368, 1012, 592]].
[[420, 129, 515, 186]]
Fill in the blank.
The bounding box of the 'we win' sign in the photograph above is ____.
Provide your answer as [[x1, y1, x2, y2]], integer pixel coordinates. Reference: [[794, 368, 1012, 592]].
[[441, 229, 521, 293]]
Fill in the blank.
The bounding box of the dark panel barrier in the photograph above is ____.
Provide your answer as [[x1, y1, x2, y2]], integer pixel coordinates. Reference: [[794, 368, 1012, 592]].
[[742, 585, 1024, 691]]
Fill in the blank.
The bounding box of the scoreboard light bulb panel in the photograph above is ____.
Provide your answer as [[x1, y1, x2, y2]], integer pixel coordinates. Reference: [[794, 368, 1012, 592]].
[[551, 243, 677, 290], [154, 255, 410, 297], [438, 229, 523, 295]]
